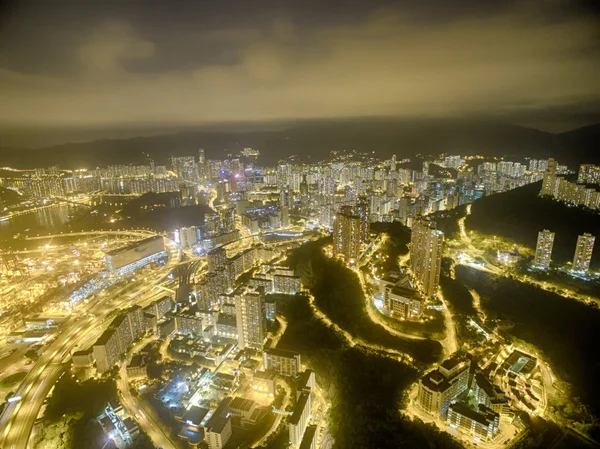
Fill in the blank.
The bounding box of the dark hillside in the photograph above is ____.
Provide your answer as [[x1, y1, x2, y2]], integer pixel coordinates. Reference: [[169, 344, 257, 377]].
[[466, 182, 600, 267]]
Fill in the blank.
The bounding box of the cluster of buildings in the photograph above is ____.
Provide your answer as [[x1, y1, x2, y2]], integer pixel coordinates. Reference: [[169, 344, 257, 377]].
[[416, 356, 510, 443], [533, 229, 595, 273], [541, 161, 600, 211]]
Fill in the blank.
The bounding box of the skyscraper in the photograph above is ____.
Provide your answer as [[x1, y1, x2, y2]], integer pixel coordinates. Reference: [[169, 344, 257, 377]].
[[410, 217, 444, 297], [333, 206, 362, 264], [355, 196, 371, 242], [573, 233, 595, 273], [236, 290, 265, 350], [533, 229, 555, 270], [171, 156, 199, 183]]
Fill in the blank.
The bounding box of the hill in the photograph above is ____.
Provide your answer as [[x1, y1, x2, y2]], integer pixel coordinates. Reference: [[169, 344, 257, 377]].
[[465, 182, 600, 267], [557, 123, 600, 165], [3, 118, 596, 169]]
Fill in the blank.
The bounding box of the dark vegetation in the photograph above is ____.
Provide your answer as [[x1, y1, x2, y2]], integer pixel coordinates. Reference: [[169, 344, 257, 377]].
[[439, 274, 476, 316], [39, 374, 119, 449], [456, 266, 600, 437], [287, 239, 443, 364], [466, 182, 600, 267], [430, 205, 468, 240], [371, 221, 410, 271], [273, 294, 461, 449]]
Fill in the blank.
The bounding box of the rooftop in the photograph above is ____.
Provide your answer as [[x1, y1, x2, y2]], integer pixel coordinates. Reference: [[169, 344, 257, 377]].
[[449, 403, 495, 426], [229, 397, 255, 412], [299, 425, 318, 449], [182, 406, 210, 426], [205, 415, 230, 434], [265, 347, 300, 358], [289, 391, 310, 426], [105, 235, 163, 256]]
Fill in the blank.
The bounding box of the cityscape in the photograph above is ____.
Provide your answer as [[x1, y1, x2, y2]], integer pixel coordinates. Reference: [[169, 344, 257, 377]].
[[1, 1, 600, 449]]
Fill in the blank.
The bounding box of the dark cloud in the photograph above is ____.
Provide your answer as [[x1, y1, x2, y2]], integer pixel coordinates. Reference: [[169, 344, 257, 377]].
[[0, 0, 598, 131]]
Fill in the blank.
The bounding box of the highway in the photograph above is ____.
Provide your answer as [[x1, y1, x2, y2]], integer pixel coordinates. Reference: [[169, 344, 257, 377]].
[[0, 258, 179, 449]]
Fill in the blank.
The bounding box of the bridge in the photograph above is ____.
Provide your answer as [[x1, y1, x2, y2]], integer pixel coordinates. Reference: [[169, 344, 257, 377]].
[[22, 229, 159, 240]]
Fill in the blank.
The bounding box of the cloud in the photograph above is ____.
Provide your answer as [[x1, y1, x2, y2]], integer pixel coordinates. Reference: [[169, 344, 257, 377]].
[[0, 4, 598, 130]]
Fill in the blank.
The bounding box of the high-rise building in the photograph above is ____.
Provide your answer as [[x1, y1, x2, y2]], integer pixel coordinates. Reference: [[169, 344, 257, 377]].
[[93, 306, 145, 373], [410, 217, 444, 297], [533, 229, 555, 270], [417, 357, 471, 418], [333, 206, 362, 264], [573, 233, 595, 273], [208, 247, 227, 271], [236, 290, 265, 350], [578, 164, 600, 185], [355, 196, 371, 241], [171, 156, 198, 183], [179, 227, 198, 250]]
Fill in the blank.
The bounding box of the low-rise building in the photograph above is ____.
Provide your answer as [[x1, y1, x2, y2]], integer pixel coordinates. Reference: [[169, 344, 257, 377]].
[[447, 403, 499, 442], [251, 370, 278, 396], [126, 354, 147, 379], [384, 285, 423, 319]]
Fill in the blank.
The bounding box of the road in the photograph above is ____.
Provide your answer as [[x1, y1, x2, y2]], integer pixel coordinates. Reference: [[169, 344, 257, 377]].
[[252, 380, 291, 447], [355, 267, 426, 341], [437, 291, 458, 357], [306, 293, 414, 364], [0, 260, 178, 449], [118, 338, 177, 449]]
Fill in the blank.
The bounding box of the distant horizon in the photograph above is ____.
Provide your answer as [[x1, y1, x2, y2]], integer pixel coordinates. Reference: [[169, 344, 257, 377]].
[[1, 115, 598, 150]]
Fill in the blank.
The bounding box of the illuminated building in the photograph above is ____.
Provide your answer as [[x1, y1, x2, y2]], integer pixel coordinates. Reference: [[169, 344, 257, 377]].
[[204, 415, 232, 449], [272, 274, 302, 294], [333, 205, 362, 264], [236, 290, 265, 350], [251, 371, 278, 396], [289, 391, 311, 448], [93, 306, 145, 373], [410, 216, 444, 297], [447, 403, 499, 442], [104, 236, 167, 276], [263, 348, 301, 377], [179, 226, 198, 250], [219, 207, 236, 233], [207, 247, 227, 271], [204, 213, 222, 237], [171, 156, 199, 183], [417, 357, 471, 418], [383, 285, 423, 319], [578, 164, 600, 184], [533, 229, 555, 270], [573, 233, 595, 273]]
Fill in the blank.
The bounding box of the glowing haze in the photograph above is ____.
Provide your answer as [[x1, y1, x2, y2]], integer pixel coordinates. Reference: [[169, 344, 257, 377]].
[[0, 0, 598, 131]]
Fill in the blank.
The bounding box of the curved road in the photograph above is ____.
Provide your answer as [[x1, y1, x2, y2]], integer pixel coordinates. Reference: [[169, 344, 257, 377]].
[[0, 262, 177, 449]]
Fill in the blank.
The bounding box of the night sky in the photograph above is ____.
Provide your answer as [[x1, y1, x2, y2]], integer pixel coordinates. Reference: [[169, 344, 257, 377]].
[[0, 0, 599, 132]]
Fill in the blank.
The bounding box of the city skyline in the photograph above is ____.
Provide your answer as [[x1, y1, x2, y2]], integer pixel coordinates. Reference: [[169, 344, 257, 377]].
[[1, 2, 600, 448]]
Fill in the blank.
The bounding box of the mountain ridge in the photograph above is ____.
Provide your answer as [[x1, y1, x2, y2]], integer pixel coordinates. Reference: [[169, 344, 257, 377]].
[[0, 118, 597, 168]]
